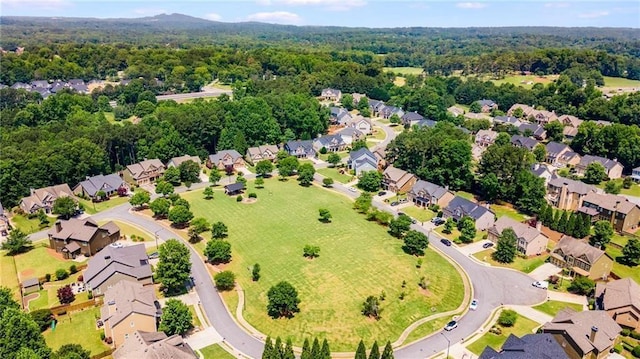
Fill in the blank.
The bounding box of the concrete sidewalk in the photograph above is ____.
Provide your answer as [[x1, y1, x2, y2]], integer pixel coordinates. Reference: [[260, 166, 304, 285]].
[[504, 305, 552, 325], [547, 290, 588, 308]]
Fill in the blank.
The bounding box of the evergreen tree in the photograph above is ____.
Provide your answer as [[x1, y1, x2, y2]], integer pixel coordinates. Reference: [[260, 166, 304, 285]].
[[311, 338, 320, 359], [369, 341, 380, 359], [262, 336, 274, 359], [540, 203, 553, 225], [321, 339, 331, 359], [274, 337, 284, 359], [551, 209, 561, 231], [557, 211, 569, 233], [381, 341, 394, 359], [355, 340, 367, 359], [582, 214, 593, 238], [301, 339, 312, 359], [566, 213, 577, 237], [283, 339, 295, 359]]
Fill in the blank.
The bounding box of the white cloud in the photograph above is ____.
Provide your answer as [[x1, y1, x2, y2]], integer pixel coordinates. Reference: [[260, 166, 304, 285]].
[[1, 0, 70, 9], [257, 0, 366, 11], [578, 10, 609, 18], [203, 13, 222, 21], [246, 11, 302, 24], [544, 2, 570, 8], [456, 2, 487, 9]]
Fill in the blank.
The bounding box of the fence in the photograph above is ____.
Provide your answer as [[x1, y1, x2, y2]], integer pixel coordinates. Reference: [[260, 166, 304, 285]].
[[90, 349, 114, 359], [50, 298, 100, 315]]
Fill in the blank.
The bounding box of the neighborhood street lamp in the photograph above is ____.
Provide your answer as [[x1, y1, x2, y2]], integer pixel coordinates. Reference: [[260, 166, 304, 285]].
[[154, 229, 161, 249], [441, 332, 451, 359]]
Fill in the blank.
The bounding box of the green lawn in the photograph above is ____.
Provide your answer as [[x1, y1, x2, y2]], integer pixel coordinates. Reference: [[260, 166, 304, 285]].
[[11, 214, 48, 234], [467, 313, 540, 355], [182, 178, 465, 350], [98, 220, 153, 241], [189, 305, 202, 329], [596, 179, 640, 197], [371, 127, 387, 140], [491, 204, 529, 222], [401, 206, 436, 223], [605, 245, 640, 284], [200, 344, 236, 359], [383, 67, 424, 75], [318, 152, 350, 162], [0, 251, 20, 298], [316, 167, 355, 184], [14, 244, 76, 280], [603, 76, 640, 88], [44, 307, 108, 356], [473, 249, 548, 274], [78, 195, 131, 215], [434, 227, 485, 245], [455, 191, 475, 201], [533, 300, 583, 317]]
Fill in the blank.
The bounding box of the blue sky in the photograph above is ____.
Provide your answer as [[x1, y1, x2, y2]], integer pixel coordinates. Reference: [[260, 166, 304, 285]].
[[1, 1, 639, 28]]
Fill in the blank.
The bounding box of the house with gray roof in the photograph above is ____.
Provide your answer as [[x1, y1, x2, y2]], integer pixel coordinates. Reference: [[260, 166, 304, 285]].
[[329, 106, 352, 125], [575, 155, 624, 180], [479, 333, 568, 359], [284, 140, 316, 158], [84, 243, 153, 296], [544, 141, 571, 166], [493, 116, 521, 127], [546, 175, 596, 211], [336, 127, 364, 145], [313, 134, 348, 152], [531, 163, 554, 186], [443, 196, 495, 231], [246, 145, 279, 164], [379, 105, 404, 120], [557, 150, 582, 168], [347, 148, 378, 176], [413, 119, 437, 129], [518, 123, 546, 140], [475, 129, 498, 147], [48, 218, 120, 259], [488, 217, 548, 256], [73, 174, 129, 200], [408, 180, 454, 209], [113, 330, 197, 359], [447, 106, 465, 117], [595, 278, 640, 331], [401, 111, 425, 126], [632, 166, 640, 183], [206, 150, 246, 171], [368, 99, 385, 116], [345, 115, 372, 135], [476, 99, 498, 113], [510, 135, 539, 151]]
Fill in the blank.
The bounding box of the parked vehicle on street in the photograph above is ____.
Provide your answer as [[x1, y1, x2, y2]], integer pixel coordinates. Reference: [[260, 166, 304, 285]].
[[482, 242, 494, 249], [378, 191, 387, 196], [432, 217, 446, 225], [444, 320, 458, 331], [391, 202, 399, 206], [532, 281, 549, 289], [440, 238, 452, 246], [470, 299, 478, 310]]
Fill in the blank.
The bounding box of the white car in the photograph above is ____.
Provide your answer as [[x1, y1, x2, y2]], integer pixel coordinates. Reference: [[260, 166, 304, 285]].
[[532, 280, 549, 289], [348, 187, 357, 192], [444, 320, 458, 331], [470, 299, 478, 310]]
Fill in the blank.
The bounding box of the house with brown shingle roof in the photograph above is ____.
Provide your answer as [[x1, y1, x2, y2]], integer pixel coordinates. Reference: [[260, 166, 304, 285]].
[[166, 155, 201, 168], [19, 184, 76, 214], [575, 155, 624, 180], [84, 244, 153, 296], [113, 330, 197, 359], [557, 114, 583, 128], [123, 159, 166, 186], [546, 175, 596, 211], [48, 218, 120, 259], [549, 235, 613, 280], [488, 217, 548, 257], [101, 281, 160, 348], [507, 103, 535, 118], [206, 150, 246, 171], [408, 180, 454, 209], [578, 192, 640, 232], [382, 166, 417, 194], [542, 308, 621, 359], [245, 145, 279, 165], [595, 278, 640, 331]]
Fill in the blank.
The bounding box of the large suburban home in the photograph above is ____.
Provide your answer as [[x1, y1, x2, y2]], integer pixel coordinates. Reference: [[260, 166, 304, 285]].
[[476, 99, 498, 113], [373, 147, 387, 169], [166, 155, 201, 168], [407, 180, 455, 209], [487, 217, 548, 257], [351, 93, 366, 105], [447, 106, 465, 117], [542, 308, 621, 359], [284, 140, 316, 158], [206, 150, 246, 171], [347, 148, 378, 176], [368, 99, 386, 117], [475, 129, 498, 147], [507, 103, 536, 118], [123, 159, 165, 186], [545, 142, 571, 166], [113, 330, 197, 359], [313, 134, 348, 152], [575, 155, 624, 180], [329, 106, 352, 125], [413, 119, 437, 129], [345, 115, 373, 135], [246, 145, 279, 164], [557, 151, 582, 168], [84, 244, 153, 296], [336, 127, 364, 145], [546, 175, 596, 211], [19, 184, 76, 214], [48, 218, 120, 259], [531, 163, 554, 186], [382, 166, 417, 194], [631, 166, 640, 183], [518, 123, 547, 140], [320, 88, 342, 102], [563, 126, 579, 140], [595, 278, 640, 332], [558, 114, 583, 128], [100, 281, 161, 348], [379, 105, 404, 120], [400, 112, 425, 126], [478, 333, 569, 359], [493, 115, 522, 128], [529, 109, 558, 125], [578, 192, 640, 232], [443, 196, 495, 231], [510, 135, 540, 151], [73, 174, 129, 200], [549, 235, 613, 280]]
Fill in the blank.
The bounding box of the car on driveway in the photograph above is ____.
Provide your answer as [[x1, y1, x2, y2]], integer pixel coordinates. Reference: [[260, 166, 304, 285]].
[[470, 299, 478, 310], [349, 187, 357, 192], [391, 201, 399, 206], [378, 191, 387, 196], [440, 238, 452, 247], [444, 320, 458, 331], [532, 280, 549, 289], [482, 242, 494, 249], [431, 217, 446, 225]]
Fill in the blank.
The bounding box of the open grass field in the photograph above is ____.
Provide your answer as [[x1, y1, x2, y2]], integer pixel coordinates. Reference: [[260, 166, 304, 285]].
[[383, 67, 424, 76], [11, 214, 47, 234], [316, 167, 355, 184], [490, 204, 530, 222], [401, 206, 436, 223], [605, 245, 640, 284], [44, 307, 109, 356], [14, 244, 76, 280], [181, 178, 465, 350], [467, 313, 540, 355], [603, 76, 640, 88], [473, 249, 548, 274], [490, 74, 558, 89], [98, 220, 154, 241], [79, 195, 131, 215], [0, 250, 20, 298], [533, 300, 583, 317], [200, 344, 236, 359]]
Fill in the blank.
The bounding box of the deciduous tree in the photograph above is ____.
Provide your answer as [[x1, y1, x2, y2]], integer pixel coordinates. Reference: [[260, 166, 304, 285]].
[[357, 171, 382, 192], [214, 271, 236, 291], [129, 190, 150, 208], [159, 299, 193, 336], [57, 285, 75, 304], [277, 156, 299, 178], [297, 163, 315, 186], [256, 160, 274, 177], [178, 160, 201, 184], [156, 239, 191, 295], [211, 221, 228, 239], [621, 238, 640, 266], [361, 295, 381, 320], [327, 153, 341, 167], [457, 216, 476, 244], [494, 228, 517, 263], [318, 208, 332, 222], [1, 229, 32, 255], [149, 198, 171, 218], [52, 196, 76, 219], [163, 166, 182, 185], [388, 214, 412, 238], [208, 170, 222, 185], [590, 220, 613, 249], [403, 230, 429, 255], [204, 240, 232, 264], [583, 162, 608, 184], [168, 205, 193, 227], [267, 281, 300, 318], [203, 186, 214, 199]]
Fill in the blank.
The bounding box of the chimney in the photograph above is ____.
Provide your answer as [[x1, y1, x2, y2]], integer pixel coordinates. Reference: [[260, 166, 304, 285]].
[[55, 220, 62, 233], [590, 326, 598, 342], [536, 220, 542, 231], [30, 188, 36, 196]]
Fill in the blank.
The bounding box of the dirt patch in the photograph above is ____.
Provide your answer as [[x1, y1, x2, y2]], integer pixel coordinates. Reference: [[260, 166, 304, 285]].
[[20, 268, 35, 278], [241, 198, 257, 204], [46, 247, 65, 261], [419, 288, 432, 297]]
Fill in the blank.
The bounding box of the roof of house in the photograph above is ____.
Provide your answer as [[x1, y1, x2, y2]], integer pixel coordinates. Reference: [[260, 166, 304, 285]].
[[247, 145, 279, 158], [531, 163, 552, 178], [208, 150, 243, 164], [559, 151, 581, 162], [518, 123, 546, 137], [445, 196, 494, 221], [579, 155, 623, 172], [126, 159, 165, 180], [464, 112, 490, 120], [113, 330, 197, 359], [493, 116, 521, 126], [508, 104, 535, 116], [22, 277, 39, 288], [224, 182, 245, 193], [477, 99, 496, 107], [475, 129, 498, 141], [167, 155, 201, 167], [85, 244, 152, 289], [581, 192, 638, 214], [321, 88, 341, 96], [414, 119, 437, 128], [558, 114, 583, 128], [285, 140, 314, 152], [337, 127, 363, 138], [490, 217, 546, 244], [74, 174, 126, 197], [563, 126, 579, 137], [553, 235, 606, 265], [595, 278, 640, 312], [314, 134, 346, 147], [545, 141, 570, 156], [349, 148, 376, 163], [547, 175, 596, 195], [383, 166, 411, 183], [101, 281, 158, 328], [447, 106, 465, 116], [542, 308, 621, 354], [478, 333, 569, 359], [510, 135, 539, 150], [20, 184, 75, 211], [409, 180, 450, 200], [401, 112, 424, 122], [48, 218, 119, 243]]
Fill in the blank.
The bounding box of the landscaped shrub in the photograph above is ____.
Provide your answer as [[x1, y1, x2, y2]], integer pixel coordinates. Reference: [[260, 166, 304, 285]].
[[613, 344, 622, 353], [105, 337, 113, 345], [248, 192, 257, 198], [100, 332, 106, 341], [622, 329, 631, 336], [55, 268, 69, 281], [549, 275, 559, 284], [77, 275, 83, 282], [489, 326, 503, 335], [44, 273, 51, 282], [632, 345, 640, 358], [498, 309, 518, 327], [69, 264, 77, 274], [87, 291, 93, 299], [214, 271, 236, 291], [236, 195, 243, 202], [631, 331, 640, 340]]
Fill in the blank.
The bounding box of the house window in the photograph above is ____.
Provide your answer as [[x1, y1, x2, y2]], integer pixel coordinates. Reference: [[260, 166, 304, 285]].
[[125, 333, 129, 339], [130, 321, 135, 327]]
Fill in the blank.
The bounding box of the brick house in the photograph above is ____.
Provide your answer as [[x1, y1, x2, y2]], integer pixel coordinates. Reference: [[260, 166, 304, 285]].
[[48, 218, 120, 259]]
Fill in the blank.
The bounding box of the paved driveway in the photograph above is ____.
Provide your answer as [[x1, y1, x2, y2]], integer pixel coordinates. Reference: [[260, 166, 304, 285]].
[[528, 263, 561, 282], [457, 240, 494, 256]]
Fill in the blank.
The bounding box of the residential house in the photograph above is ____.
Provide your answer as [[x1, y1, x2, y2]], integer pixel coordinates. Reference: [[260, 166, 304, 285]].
[[382, 166, 417, 194], [493, 115, 522, 128], [100, 281, 160, 348], [206, 150, 246, 171], [351, 93, 366, 105], [531, 163, 554, 186], [518, 123, 547, 140], [284, 140, 316, 158], [542, 308, 621, 359], [373, 147, 387, 169], [313, 134, 348, 152], [113, 330, 197, 359], [488, 217, 548, 256], [368, 100, 386, 117], [31, 80, 50, 89], [510, 135, 540, 151], [123, 159, 165, 186], [507, 103, 535, 118], [545, 142, 571, 166], [478, 333, 569, 359], [475, 129, 498, 147], [549, 235, 613, 280], [631, 167, 640, 183], [166, 155, 201, 168], [557, 151, 582, 168], [546, 175, 596, 211], [245, 145, 279, 164], [413, 119, 437, 129], [347, 148, 378, 176], [443, 196, 496, 231], [329, 106, 352, 125], [401, 112, 425, 126], [48, 218, 120, 259], [21, 278, 40, 295], [11, 82, 31, 90], [447, 106, 465, 117], [530, 109, 558, 125], [557, 114, 583, 129], [379, 105, 404, 120], [575, 155, 624, 180], [578, 192, 640, 232], [595, 278, 640, 331], [563, 126, 579, 140], [407, 180, 455, 209], [84, 244, 153, 296], [19, 184, 75, 214], [320, 88, 342, 102], [345, 115, 372, 135], [336, 127, 364, 145], [476, 99, 498, 113], [224, 182, 245, 196], [73, 174, 129, 200]]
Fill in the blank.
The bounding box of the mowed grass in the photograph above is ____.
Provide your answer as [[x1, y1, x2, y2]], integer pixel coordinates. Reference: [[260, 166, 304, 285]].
[[11, 214, 47, 234], [44, 307, 109, 356], [79, 195, 132, 215], [0, 251, 20, 298], [596, 179, 640, 197], [605, 245, 640, 284], [316, 167, 355, 184], [401, 206, 436, 223], [14, 244, 75, 280], [467, 313, 540, 355], [182, 179, 464, 350], [473, 249, 548, 274], [200, 344, 236, 359], [491, 204, 530, 222], [603, 76, 640, 88], [533, 300, 583, 317], [383, 67, 424, 75], [98, 220, 153, 241]]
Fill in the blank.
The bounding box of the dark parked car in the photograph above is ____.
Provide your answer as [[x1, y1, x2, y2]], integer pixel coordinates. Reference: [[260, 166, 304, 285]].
[[391, 201, 399, 206], [432, 217, 446, 225], [148, 252, 159, 259], [378, 191, 387, 196], [482, 242, 494, 249], [440, 238, 452, 246]]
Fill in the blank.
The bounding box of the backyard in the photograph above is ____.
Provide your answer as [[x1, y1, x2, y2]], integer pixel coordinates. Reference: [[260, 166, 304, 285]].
[[0, 250, 20, 298], [472, 249, 548, 273], [181, 178, 465, 350], [14, 244, 79, 281], [316, 167, 355, 184], [596, 179, 640, 197], [11, 213, 49, 234], [467, 313, 540, 355], [490, 203, 529, 222], [532, 300, 583, 316], [44, 307, 109, 356], [605, 244, 640, 284]]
